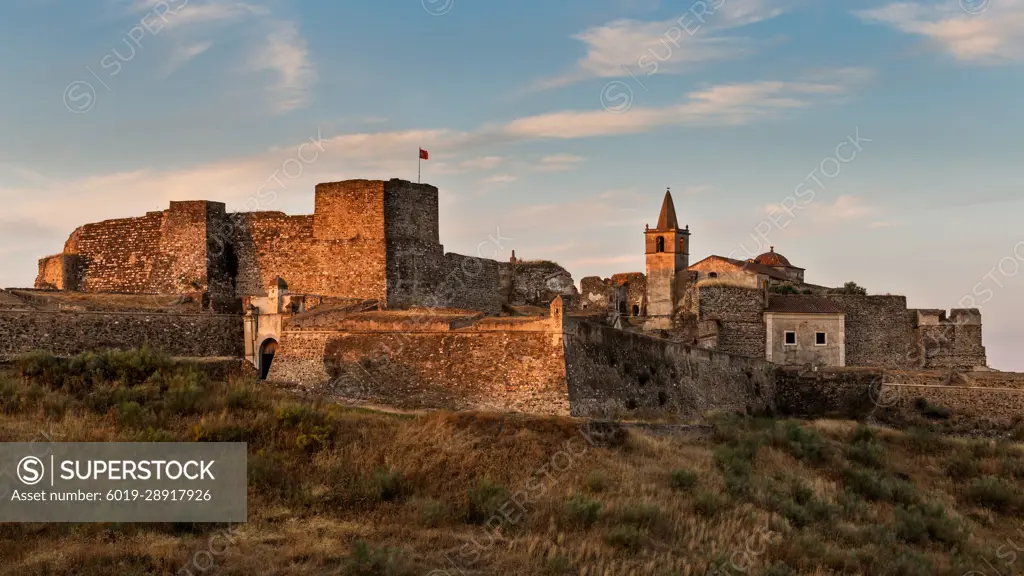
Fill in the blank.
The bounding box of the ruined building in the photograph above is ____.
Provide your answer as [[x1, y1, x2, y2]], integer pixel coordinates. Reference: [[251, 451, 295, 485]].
[[3, 177, 1002, 423], [581, 189, 988, 370]]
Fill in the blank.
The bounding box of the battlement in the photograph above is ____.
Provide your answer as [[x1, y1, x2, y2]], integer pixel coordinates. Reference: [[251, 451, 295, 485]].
[[33, 179, 505, 315]]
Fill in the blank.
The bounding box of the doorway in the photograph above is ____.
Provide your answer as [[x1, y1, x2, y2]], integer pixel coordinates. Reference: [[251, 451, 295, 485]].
[[259, 339, 278, 380]]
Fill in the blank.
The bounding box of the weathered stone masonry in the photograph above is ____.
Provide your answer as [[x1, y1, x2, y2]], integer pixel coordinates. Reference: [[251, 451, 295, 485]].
[[0, 310, 242, 359], [265, 298, 774, 419], [36, 179, 504, 314]]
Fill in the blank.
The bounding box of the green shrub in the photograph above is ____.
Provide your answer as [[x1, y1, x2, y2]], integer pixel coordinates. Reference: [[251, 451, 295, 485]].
[[773, 421, 828, 464], [0, 377, 29, 414], [947, 453, 981, 482], [966, 476, 1019, 513], [564, 494, 602, 528], [116, 401, 154, 429], [226, 381, 266, 411], [604, 525, 643, 551], [903, 427, 950, 456], [895, 505, 966, 546], [371, 468, 404, 502], [694, 491, 726, 517], [1002, 456, 1024, 479], [585, 469, 611, 493], [850, 424, 877, 444], [845, 440, 886, 470], [670, 468, 699, 491], [163, 375, 207, 415], [467, 480, 509, 525], [344, 541, 411, 576], [411, 497, 448, 528], [619, 501, 662, 528], [295, 425, 332, 453], [841, 467, 919, 506]]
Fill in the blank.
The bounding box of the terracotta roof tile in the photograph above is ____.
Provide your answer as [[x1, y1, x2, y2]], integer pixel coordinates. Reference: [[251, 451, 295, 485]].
[[766, 296, 844, 314]]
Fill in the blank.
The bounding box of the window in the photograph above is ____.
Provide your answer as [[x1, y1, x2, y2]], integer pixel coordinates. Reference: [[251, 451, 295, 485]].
[[784, 331, 796, 346], [815, 332, 827, 346], [680, 238, 686, 253], [708, 272, 718, 279], [655, 236, 665, 253]]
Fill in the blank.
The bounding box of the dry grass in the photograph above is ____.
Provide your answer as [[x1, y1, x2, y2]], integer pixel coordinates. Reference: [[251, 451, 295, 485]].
[[1, 350, 1023, 575]]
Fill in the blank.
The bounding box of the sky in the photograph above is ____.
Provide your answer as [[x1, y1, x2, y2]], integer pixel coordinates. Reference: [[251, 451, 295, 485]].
[[0, 0, 1021, 370]]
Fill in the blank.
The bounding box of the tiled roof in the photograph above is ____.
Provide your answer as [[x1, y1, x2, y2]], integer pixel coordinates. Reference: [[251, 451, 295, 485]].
[[754, 247, 795, 267], [766, 296, 844, 314], [689, 255, 792, 281]]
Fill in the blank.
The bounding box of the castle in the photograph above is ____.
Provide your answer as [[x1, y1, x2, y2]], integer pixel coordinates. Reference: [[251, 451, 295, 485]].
[[3, 177, 1012, 424], [580, 189, 988, 371]]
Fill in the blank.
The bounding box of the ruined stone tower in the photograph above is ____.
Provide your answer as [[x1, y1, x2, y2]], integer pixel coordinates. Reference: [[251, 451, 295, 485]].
[[644, 189, 690, 330]]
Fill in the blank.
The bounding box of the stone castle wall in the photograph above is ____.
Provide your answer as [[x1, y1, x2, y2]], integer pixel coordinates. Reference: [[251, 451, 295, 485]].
[[821, 294, 915, 368], [563, 319, 776, 419], [775, 367, 1024, 430], [265, 306, 777, 419], [267, 315, 568, 414], [0, 310, 242, 359], [34, 179, 505, 314], [697, 285, 766, 358], [914, 309, 986, 369], [499, 261, 579, 308]]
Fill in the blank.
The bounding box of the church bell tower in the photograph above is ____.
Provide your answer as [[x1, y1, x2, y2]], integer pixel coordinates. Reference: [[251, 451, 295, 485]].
[[644, 188, 690, 329]]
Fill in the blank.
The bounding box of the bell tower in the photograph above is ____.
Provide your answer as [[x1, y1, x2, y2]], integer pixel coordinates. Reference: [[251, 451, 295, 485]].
[[644, 188, 690, 329]]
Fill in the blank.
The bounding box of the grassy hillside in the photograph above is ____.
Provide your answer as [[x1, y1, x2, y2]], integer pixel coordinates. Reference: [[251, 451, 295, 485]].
[[0, 350, 1022, 575]]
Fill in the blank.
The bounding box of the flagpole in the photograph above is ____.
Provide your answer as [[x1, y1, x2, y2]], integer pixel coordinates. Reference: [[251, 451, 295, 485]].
[[418, 148, 421, 184]]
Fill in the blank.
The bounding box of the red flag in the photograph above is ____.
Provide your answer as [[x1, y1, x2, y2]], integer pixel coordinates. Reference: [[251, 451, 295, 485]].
[[419, 148, 429, 160]]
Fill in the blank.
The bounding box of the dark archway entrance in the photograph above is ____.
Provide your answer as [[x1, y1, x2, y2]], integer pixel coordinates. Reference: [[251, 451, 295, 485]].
[[259, 339, 278, 380], [632, 304, 640, 316]]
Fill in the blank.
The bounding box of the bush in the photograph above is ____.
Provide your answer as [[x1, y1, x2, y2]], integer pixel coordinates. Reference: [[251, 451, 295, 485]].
[[585, 470, 611, 493], [604, 525, 643, 551], [895, 505, 966, 546], [564, 494, 602, 528], [670, 468, 699, 491], [903, 427, 951, 456], [411, 497, 448, 528], [832, 281, 867, 295], [694, 491, 726, 517], [371, 468, 404, 502], [344, 541, 411, 576], [467, 480, 509, 525], [116, 401, 154, 429], [841, 467, 919, 506], [845, 439, 886, 470], [966, 476, 1020, 513], [618, 501, 662, 528], [947, 454, 981, 482], [773, 421, 828, 464]]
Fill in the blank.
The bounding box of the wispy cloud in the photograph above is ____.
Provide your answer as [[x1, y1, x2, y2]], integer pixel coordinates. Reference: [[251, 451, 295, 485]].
[[481, 174, 518, 185], [530, 0, 796, 91], [164, 40, 213, 75], [250, 21, 316, 113], [508, 67, 872, 138], [534, 154, 587, 171], [855, 1, 1024, 64], [123, 0, 316, 113], [763, 194, 876, 226]]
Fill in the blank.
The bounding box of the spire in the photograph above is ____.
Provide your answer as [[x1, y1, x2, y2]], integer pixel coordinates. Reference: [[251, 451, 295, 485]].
[[656, 188, 679, 230]]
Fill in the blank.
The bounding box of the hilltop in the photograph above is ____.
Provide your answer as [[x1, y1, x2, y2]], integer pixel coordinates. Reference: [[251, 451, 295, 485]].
[[0, 351, 1022, 575]]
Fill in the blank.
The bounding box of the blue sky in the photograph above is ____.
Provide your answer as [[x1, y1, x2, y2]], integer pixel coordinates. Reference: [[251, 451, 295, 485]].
[[0, 0, 1021, 369]]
